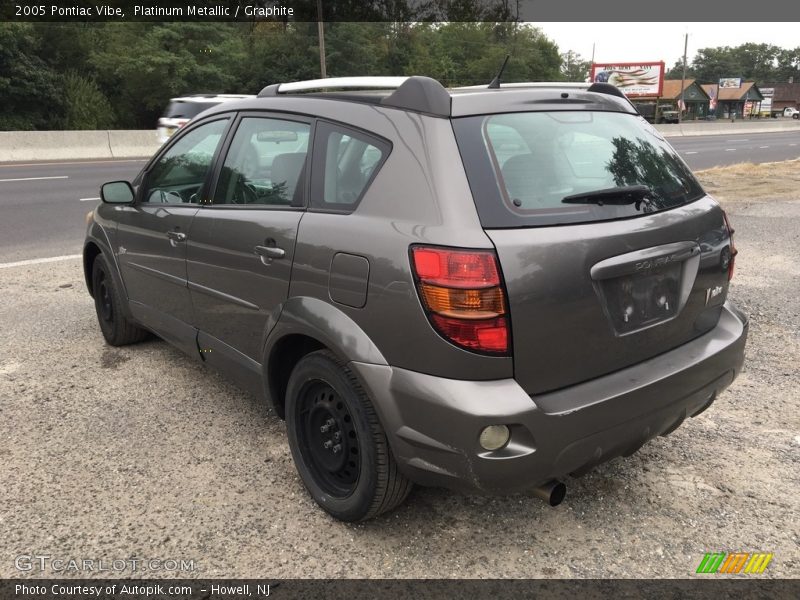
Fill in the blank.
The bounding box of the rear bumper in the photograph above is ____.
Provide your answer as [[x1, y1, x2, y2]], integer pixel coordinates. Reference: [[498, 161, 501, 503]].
[[351, 302, 748, 494]]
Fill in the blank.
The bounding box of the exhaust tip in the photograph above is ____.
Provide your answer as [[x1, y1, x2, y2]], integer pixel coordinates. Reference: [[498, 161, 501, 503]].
[[534, 480, 566, 506]]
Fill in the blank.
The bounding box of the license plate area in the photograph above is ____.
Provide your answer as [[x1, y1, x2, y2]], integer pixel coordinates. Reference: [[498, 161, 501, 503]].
[[598, 262, 682, 335]]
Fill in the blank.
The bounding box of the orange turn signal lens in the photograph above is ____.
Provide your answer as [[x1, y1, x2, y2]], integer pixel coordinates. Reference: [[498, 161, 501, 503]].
[[419, 283, 506, 319]]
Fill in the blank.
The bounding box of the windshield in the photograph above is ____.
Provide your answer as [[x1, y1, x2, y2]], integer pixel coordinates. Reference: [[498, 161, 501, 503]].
[[163, 100, 219, 120], [453, 111, 705, 227]]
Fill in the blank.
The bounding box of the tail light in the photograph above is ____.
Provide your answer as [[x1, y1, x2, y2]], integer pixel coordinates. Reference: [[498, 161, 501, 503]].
[[722, 210, 737, 280], [410, 246, 510, 355]]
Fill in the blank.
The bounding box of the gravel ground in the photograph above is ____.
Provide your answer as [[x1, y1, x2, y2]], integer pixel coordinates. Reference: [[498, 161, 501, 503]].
[[1, 167, 798, 579]]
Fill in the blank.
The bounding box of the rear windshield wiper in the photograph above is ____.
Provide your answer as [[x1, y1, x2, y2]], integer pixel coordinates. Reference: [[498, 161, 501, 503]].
[[561, 185, 653, 208]]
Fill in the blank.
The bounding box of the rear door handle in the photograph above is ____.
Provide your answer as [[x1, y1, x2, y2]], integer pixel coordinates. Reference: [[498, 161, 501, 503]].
[[254, 245, 286, 260], [166, 231, 187, 242]]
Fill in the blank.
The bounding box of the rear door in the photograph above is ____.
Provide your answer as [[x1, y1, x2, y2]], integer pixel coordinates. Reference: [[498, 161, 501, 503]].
[[186, 114, 311, 369], [116, 117, 231, 354], [454, 110, 734, 395]]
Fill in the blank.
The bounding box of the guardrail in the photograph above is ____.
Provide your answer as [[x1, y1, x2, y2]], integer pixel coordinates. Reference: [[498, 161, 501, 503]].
[[655, 118, 800, 138], [0, 130, 162, 162], [0, 120, 798, 162]]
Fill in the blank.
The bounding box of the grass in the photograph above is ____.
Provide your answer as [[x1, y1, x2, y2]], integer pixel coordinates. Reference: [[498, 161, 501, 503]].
[[695, 159, 800, 202]]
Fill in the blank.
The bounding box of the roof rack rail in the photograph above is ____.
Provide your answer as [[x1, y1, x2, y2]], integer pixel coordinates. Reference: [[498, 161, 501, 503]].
[[260, 76, 409, 95], [258, 76, 452, 117], [454, 82, 591, 90]]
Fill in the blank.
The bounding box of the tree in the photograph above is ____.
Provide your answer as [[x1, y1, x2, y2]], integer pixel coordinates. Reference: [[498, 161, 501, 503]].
[[560, 50, 590, 82], [63, 72, 115, 130], [0, 24, 63, 129]]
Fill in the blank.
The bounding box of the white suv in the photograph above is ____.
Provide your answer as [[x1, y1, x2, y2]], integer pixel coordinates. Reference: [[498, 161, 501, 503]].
[[157, 94, 254, 143]]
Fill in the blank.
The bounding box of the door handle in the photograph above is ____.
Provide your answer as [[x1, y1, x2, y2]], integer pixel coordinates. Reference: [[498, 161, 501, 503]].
[[166, 230, 187, 248], [254, 245, 286, 260]]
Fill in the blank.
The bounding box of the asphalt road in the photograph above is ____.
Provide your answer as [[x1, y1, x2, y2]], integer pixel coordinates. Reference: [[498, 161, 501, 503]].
[[0, 159, 145, 263], [1, 131, 799, 265], [670, 130, 800, 170]]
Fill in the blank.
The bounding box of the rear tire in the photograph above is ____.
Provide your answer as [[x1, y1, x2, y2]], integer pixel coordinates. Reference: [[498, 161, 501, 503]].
[[285, 350, 412, 521], [91, 255, 148, 346]]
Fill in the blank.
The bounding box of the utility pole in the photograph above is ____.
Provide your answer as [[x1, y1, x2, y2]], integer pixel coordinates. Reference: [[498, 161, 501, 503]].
[[678, 32, 688, 125], [317, 0, 327, 79]]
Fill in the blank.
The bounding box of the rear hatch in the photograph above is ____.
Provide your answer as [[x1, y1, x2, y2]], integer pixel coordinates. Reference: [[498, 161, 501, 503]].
[[453, 109, 734, 395]]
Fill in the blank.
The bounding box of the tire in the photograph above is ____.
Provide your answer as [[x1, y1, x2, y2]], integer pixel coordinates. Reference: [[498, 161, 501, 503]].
[[793, 113, 799, 120], [91, 254, 149, 346], [285, 350, 412, 521]]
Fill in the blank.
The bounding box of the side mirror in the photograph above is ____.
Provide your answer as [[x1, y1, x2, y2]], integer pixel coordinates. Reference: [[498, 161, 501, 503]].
[[100, 181, 135, 204]]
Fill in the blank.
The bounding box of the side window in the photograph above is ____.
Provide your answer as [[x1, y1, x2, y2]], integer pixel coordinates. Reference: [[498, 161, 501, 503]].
[[142, 119, 228, 204], [213, 117, 310, 206], [311, 122, 389, 211]]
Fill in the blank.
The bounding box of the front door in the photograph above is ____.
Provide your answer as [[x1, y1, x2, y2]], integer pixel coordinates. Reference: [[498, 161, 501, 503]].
[[187, 115, 311, 371], [116, 117, 230, 354]]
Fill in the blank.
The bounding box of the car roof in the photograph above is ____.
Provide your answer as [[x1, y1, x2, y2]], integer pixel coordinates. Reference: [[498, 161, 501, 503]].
[[196, 77, 637, 120]]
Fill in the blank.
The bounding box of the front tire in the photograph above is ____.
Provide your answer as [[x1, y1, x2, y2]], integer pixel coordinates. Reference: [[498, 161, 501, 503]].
[[285, 350, 412, 521], [91, 255, 148, 346]]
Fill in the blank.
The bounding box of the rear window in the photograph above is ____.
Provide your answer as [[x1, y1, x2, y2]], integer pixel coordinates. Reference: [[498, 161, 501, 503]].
[[163, 101, 219, 120], [453, 111, 705, 228]]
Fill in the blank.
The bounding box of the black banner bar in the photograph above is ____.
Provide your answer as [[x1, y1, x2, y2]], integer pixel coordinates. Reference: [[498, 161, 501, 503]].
[[3, 0, 800, 22], [2, 579, 799, 600]]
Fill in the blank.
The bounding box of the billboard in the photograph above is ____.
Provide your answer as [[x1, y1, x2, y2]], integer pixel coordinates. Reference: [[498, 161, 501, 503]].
[[760, 87, 774, 114], [590, 62, 664, 97], [719, 78, 742, 89]]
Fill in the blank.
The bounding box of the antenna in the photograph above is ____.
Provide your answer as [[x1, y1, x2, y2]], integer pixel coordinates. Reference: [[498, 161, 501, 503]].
[[488, 54, 511, 89]]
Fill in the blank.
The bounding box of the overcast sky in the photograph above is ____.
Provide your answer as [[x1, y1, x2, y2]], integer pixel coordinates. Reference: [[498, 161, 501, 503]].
[[537, 23, 800, 67]]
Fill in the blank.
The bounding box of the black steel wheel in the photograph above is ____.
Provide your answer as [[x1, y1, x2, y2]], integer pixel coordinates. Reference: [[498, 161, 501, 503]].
[[295, 380, 361, 497], [91, 255, 149, 346], [285, 350, 412, 521]]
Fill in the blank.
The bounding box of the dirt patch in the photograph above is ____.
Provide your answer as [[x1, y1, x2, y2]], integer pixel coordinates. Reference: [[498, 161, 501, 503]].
[[696, 159, 800, 202], [100, 347, 130, 369]]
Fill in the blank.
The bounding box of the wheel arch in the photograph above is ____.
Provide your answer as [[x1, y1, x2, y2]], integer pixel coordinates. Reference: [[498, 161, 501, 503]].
[[263, 296, 387, 419], [83, 227, 135, 321]]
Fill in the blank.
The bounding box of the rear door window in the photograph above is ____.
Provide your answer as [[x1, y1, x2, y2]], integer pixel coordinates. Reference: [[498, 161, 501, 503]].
[[453, 111, 705, 227], [164, 101, 218, 120]]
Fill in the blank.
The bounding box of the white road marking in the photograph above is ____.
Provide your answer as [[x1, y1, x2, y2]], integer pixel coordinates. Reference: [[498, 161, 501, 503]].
[[790, 143, 798, 146], [759, 146, 769, 148], [726, 138, 749, 142], [0, 175, 68, 183], [685, 151, 698, 155], [724, 148, 737, 152], [80, 197, 101, 202], [0, 254, 82, 269], [0, 159, 147, 168]]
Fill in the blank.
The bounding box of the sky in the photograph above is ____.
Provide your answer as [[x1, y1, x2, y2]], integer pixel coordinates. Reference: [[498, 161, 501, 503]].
[[537, 23, 800, 67]]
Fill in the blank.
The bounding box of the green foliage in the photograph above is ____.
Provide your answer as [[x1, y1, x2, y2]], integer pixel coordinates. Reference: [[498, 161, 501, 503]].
[[560, 50, 590, 82], [63, 71, 116, 129], [1, 21, 572, 130], [670, 43, 800, 84], [3, 21, 800, 131], [0, 23, 64, 130]]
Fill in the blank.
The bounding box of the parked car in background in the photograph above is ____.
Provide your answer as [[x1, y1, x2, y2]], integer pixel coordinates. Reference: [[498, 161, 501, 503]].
[[85, 76, 748, 522], [770, 106, 800, 118], [157, 94, 254, 143], [658, 109, 680, 124]]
